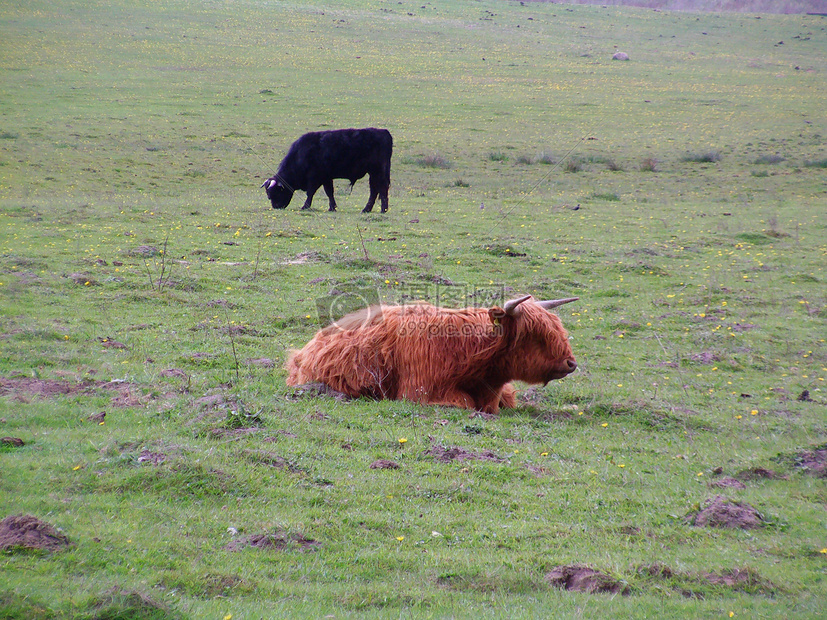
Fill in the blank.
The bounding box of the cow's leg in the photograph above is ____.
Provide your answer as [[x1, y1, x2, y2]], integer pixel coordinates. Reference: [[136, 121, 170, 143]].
[[301, 184, 319, 210], [408, 386, 478, 411], [362, 176, 380, 213], [498, 383, 517, 409], [379, 179, 389, 213], [322, 180, 337, 211]]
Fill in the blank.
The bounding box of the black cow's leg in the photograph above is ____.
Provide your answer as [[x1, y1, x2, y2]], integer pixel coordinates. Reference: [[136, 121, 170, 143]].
[[362, 176, 379, 213], [302, 185, 318, 210], [379, 184, 389, 213], [323, 181, 337, 212]]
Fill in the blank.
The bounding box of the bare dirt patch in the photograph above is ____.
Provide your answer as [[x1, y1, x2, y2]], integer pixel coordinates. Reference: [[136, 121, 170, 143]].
[[637, 563, 778, 597], [224, 531, 320, 552], [0, 514, 72, 552], [137, 448, 168, 465], [160, 368, 188, 379], [242, 449, 300, 473], [247, 357, 275, 368], [685, 495, 766, 529], [545, 565, 629, 595], [789, 444, 827, 478], [370, 459, 400, 469], [0, 376, 145, 408], [424, 443, 504, 463], [736, 467, 785, 481], [708, 477, 746, 490], [688, 351, 720, 364], [1, 437, 25, 448]]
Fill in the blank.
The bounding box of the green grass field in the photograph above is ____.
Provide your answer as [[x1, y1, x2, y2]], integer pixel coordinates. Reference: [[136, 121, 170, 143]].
[[1, 0, 826, 617]]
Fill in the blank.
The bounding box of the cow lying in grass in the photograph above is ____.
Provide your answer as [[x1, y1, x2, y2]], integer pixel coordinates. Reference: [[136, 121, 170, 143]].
[[286, 295, 578, 414]]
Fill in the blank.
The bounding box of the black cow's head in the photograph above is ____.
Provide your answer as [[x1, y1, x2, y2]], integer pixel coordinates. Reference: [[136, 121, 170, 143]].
[[261, 177, 294, 209]]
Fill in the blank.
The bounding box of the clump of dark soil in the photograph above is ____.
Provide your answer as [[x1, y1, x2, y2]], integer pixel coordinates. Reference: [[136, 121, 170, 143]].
[[0, 514, 72, 552], [702, 567, 775, 592], [1, 437, 25, 448], [637, 564, 777, 597], [736, 467, 785, 481], [242, 449, 301, 473], [685, 495, 766, 529], [788, 444, 827, 478], [159, 368, 188, 379], [424, 443, 504, 463], [224, 531, 319, 552], [0, 376, 144, 408], [708, 477, 746, 490], [545, 565, 629, 595], [688, 351, 720, 364], [91, 586, 182, 620], [246, 357, 275, 368], [370, 459, 400, 469], [137, 448, 168, 465]]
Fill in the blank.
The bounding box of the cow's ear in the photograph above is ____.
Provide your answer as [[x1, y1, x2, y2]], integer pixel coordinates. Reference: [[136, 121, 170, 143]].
[[489, 307, 506, 323]]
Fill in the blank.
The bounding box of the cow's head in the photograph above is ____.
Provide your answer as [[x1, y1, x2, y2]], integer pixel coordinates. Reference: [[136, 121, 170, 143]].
[[491, 295, 578, 385], [261, 177, 294, 209]]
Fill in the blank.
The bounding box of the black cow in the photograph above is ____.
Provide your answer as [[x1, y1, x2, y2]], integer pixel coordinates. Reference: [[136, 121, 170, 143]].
[[261, 128, 392, 213]]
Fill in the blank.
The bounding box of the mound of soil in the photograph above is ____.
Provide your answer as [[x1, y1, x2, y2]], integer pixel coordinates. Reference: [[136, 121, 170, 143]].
[[137, 448, 168, 465], [792, 445, 827, 477], [703, 567, 773, 590], [370, 459, 400, 469], [92, 587, 180, 620], [424, 444, 504, 463], [708, 477, 746, 490], [637, 563, 777, 597], [0, 376, 143, 408], [224, 531, 319, 552], [545, 565, 629, 595], [736, 467, 785, 481], [0, 514, 71, 552], [1, 437, 25, 447], [686, 495, 765, 529]]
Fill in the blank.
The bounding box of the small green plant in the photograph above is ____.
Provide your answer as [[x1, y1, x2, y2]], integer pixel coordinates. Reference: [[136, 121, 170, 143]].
[[639, 157, 658, 172], [416, 153, 452, 169], [564, 158, 583, 172], [590, 191, 621, 202], [488, 151, 508, 162], [451, 178, 470, 187], [515, 154, 534, 165], [804, 157, 827, 168], [753, 154, 785, 164], [681, 150, 722, 163], [536, 151, 555, 165]]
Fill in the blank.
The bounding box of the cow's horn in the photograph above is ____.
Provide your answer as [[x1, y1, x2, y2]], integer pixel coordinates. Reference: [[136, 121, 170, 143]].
[[503, 295, 532, 316], [260, 180, 269, 188], [537, 297, 579, 310]]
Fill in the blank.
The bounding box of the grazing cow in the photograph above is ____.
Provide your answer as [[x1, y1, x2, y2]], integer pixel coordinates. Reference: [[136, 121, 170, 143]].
[[286, 295, 578, 414], [261, 127, 392, 213]]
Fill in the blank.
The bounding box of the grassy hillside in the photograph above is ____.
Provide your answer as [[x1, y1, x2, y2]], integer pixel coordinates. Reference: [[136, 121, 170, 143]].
[[1, 0, 825, 618], [554, 0, 827, 15]]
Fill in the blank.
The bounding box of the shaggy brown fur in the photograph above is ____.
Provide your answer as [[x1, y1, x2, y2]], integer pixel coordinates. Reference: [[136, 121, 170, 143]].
[[286, 297, 577, 414]]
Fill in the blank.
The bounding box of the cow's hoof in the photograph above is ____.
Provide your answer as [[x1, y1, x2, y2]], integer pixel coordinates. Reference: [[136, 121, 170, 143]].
[[328, 207, 336, 212]]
